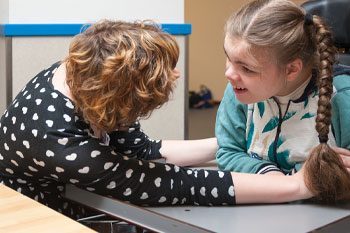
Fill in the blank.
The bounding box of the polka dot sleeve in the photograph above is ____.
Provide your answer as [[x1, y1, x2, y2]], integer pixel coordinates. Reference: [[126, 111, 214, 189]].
[[44, 133, 235, 206], [108, 121, 162, 160]]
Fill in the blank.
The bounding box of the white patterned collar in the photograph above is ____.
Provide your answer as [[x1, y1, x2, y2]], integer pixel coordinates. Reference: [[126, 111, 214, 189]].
[[275, 76, 312, 105]]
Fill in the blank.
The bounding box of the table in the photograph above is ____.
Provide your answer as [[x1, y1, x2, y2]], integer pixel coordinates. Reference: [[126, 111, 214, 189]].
[[147, 202, 350, 233], [65, 184, 350, 233], [147, 163, 350, 232], [0, 184, 96, 233], [65, 185, 211, 233]]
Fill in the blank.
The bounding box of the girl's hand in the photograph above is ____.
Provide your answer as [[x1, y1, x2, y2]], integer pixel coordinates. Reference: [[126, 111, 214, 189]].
[[332, 147, 350, 172]]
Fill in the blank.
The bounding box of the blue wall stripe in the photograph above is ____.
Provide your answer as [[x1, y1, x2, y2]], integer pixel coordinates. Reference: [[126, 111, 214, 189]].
[[160, 24, 191, 35], [0, 23, 191, 37]]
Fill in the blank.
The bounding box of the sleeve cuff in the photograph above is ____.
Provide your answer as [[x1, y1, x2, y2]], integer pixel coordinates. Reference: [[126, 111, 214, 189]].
[[256, 164, 282, 174]]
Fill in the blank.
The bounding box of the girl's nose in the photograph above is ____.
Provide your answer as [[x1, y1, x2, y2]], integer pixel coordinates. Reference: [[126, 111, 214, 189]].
[[225, 64, 239, 81]]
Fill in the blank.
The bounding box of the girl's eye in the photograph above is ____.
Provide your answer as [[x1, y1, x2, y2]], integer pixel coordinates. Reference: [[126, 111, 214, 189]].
[[242, 66, 256, 74]]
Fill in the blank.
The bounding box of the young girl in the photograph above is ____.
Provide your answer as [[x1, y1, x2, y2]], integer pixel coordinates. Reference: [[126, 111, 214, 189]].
[[216, 0, 350, 202], [0, 19, 311, 221]]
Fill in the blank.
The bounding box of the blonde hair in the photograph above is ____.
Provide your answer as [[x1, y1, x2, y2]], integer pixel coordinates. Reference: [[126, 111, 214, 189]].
[[226, 0, 350, 202], [65, 20, 179, 132]]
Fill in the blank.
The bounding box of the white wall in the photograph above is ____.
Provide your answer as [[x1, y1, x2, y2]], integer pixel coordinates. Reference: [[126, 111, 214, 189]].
[[8, 0, 184, 23], [0, 0, 9, 23], [1, 0, 187, 139]]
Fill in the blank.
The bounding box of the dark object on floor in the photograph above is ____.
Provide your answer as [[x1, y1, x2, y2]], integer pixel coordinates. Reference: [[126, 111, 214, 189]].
[[189, 85, 218, 109]]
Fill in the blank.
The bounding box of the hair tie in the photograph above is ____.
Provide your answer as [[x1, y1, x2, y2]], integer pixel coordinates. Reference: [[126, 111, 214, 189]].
[[318, 135, 328, 143], [304, 13, 314, 26]]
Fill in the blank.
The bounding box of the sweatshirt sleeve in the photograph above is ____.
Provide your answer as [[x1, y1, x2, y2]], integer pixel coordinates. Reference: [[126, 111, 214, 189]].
[[215, 84, 281, 174], [332, 74, 350, 150]]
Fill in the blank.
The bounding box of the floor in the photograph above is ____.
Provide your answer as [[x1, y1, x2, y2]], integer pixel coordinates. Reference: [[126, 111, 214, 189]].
[[188, 105, 219, 139]]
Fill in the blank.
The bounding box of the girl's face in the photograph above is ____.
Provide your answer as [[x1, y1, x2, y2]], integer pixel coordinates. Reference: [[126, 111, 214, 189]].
[[224, 36, 288, 104]]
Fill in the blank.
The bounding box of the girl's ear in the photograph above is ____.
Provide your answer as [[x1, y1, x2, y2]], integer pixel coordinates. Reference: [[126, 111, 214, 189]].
[[285, 58, 303, 82]]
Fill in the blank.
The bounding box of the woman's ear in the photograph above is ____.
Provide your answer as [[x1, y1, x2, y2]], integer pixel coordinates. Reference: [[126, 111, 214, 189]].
[[285, 58, 303, 82]]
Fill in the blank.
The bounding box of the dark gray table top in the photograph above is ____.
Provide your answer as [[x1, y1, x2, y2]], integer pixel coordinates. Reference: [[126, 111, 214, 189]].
[[147, 202, 350, 233]]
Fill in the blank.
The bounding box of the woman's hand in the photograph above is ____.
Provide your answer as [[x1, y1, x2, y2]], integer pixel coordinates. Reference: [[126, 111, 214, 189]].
[[332, 147, 350, 172]]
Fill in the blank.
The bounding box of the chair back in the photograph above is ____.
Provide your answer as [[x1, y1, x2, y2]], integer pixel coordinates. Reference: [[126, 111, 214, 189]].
[[302, 0, 350, 65]]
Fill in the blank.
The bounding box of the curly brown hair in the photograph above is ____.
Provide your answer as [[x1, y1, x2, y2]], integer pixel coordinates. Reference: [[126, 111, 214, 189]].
[[226, 0, 350, 203], [65, 20, 179, 132]]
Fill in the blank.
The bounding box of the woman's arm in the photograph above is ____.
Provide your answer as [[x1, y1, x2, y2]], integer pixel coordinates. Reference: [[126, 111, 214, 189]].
[[160, 138, 218, 166], [108, 122, 162, 160], [233, 168, 312, 204]]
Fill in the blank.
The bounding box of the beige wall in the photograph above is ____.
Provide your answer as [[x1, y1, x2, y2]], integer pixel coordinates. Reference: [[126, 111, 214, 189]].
[[185, 0, 305, 100]]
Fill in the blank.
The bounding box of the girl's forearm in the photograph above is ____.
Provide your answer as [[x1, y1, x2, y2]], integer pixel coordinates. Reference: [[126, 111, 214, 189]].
[[160, 138, 218, 166]]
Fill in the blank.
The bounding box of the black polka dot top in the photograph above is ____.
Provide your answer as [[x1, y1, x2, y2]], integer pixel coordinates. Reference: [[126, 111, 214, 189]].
[[0, 62, 235, 220]]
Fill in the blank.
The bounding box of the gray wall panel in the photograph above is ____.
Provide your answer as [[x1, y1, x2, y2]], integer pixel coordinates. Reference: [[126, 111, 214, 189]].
[[0, 37, 7, 113]]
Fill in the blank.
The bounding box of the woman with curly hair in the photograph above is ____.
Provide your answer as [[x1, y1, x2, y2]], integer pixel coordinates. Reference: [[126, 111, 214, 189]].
[[0, 19, 311, 220]]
